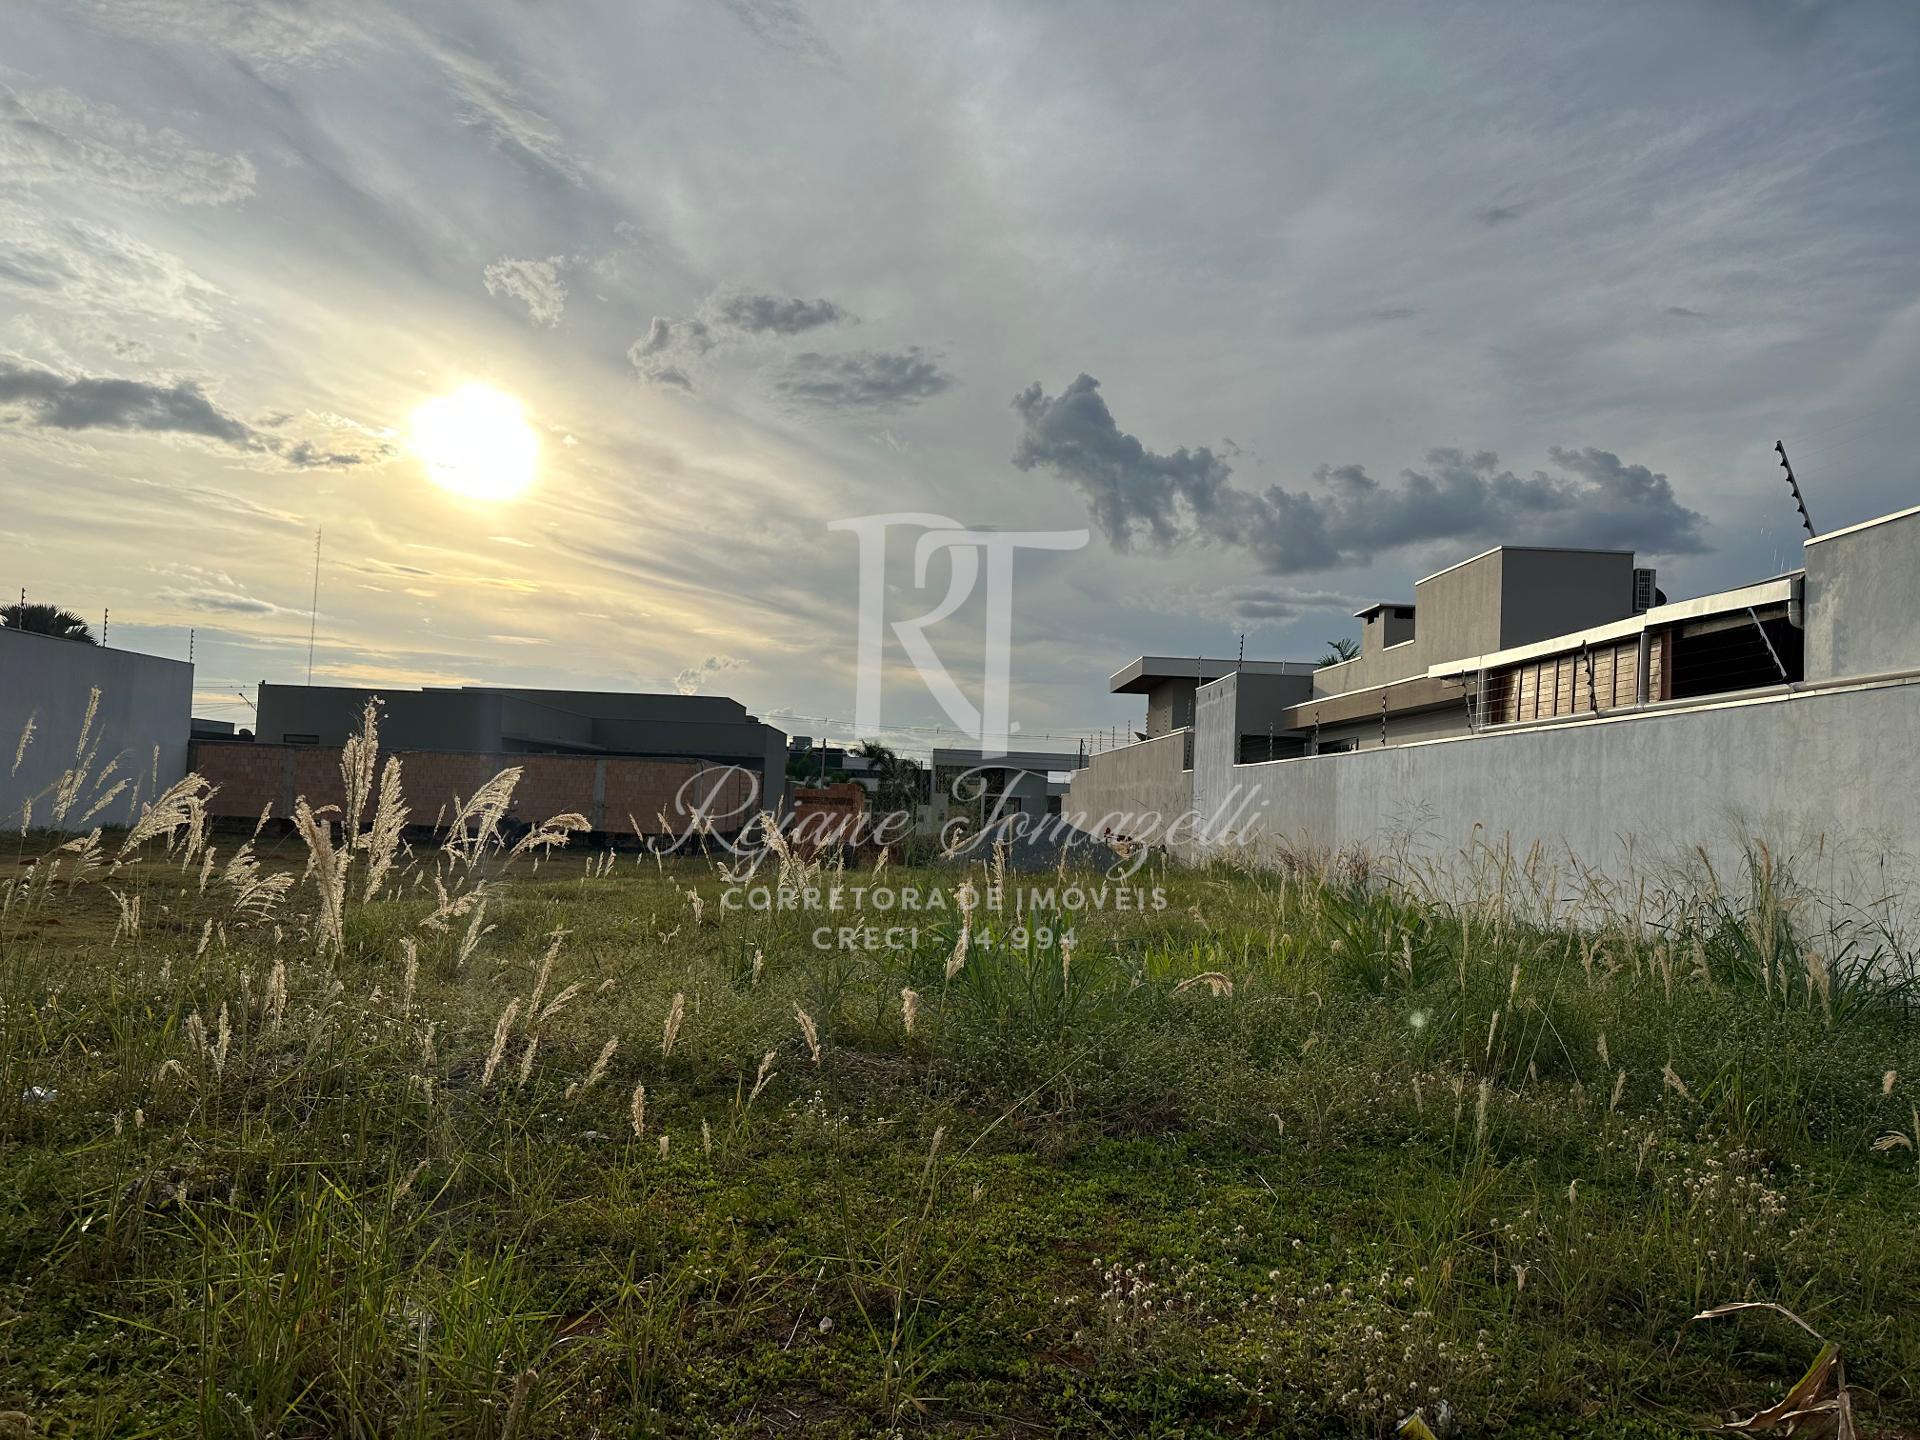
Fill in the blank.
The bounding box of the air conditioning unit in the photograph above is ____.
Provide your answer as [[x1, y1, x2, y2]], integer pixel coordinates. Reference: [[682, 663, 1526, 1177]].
[[1632, 567, 1658, 614]]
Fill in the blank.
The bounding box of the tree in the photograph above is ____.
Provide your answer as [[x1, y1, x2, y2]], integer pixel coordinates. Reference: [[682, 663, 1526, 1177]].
[[2, 603, 96, 644], [852, 741, 924, 819], [1317, 636, 1359, 666]]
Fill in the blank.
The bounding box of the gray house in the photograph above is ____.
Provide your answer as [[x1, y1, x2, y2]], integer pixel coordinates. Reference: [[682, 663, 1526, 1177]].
[[1, 627, 193, 831], [255, 683, 790, 811], [1070, 505, 1920, 906]]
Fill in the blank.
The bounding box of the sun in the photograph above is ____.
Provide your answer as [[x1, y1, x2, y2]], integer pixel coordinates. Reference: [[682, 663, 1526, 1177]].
[[410, 384, 539, 501]]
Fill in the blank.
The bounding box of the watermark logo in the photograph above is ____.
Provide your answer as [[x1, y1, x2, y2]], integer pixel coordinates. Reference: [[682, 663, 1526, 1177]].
[[828, 512, 1087, 758]]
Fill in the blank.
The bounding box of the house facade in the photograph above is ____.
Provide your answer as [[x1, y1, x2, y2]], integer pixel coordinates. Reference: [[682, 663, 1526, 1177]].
[[1066, 504, 1920, 919]]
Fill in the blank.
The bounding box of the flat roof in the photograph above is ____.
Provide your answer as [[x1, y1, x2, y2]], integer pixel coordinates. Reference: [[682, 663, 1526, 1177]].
[[1426, 575, 1798, 676], [930, 746, 1086, 772], [1353, 601, 1414, 619], [1415, 543, 1633, 588], [1802, 503, 1920, 547], [1108, 655, 1320, 693]]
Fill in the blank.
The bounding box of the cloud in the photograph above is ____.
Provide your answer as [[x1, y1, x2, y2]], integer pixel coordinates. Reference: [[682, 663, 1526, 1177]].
[[629, 292, 852, 389], [1222, 586, 1368, 622], [68, 2, 585, 188], [483, 256, 568, 325], [154, 565, 289, 615], [283, 439, 371, 468], [775, 347, 953, 410], [432, 45, 586, 187], [0, 83, 255, 205], [1663, 305, 1708, 319], [0, 206, 226, 332], [122, 477, 307, 527], [712, 291, 849, 334], [157, 585, 280, 615], [628, 315, 715, 387], [673, 653, 744, 694], [1010, 373, 1231, 549], [0, 358, 258, 446], [1475, 203, 1525, 226], [1012, 374, 1707, 572], [716, 0, 839, 66], [68, 0, 363, 75], [0, 359, 388, 467]]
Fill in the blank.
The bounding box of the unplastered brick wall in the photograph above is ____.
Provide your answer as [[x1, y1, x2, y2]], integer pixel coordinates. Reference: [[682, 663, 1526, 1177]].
[[191, 743, 762, 836], [790, 783, 867, 850]]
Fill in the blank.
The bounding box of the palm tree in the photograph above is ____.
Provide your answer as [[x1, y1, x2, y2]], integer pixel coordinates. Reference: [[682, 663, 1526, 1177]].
[[2, 602, 96, 644], [1317, 636, 1359, 666], [852, 741, 924, 818]]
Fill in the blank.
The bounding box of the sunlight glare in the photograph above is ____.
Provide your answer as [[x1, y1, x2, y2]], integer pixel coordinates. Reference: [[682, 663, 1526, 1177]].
[[410, 384, 539, 501]]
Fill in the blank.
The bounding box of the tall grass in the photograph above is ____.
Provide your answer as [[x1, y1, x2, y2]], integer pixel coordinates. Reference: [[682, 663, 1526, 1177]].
[[1, 701, 1918, 1436]]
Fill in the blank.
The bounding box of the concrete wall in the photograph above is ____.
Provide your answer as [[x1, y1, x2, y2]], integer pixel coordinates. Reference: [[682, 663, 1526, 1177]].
[[1145, 677, 1200, 736], [1185, 675, 1920, 926], [1063, 728, 1193, 844], [1803, 507, 1920, 683], [1311, 640, 1425, 699], [1495, 549, 1636, 648], [1313, 703, 1474, 751], [1, 629, 193, 831], [1314, 548, 1639, 702], [1228, 672, 1317, 730]]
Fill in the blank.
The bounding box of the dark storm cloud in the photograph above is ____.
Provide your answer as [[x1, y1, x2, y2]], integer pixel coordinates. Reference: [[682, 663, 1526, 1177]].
[[713, 292, 849, 334], [1476, 204, 1525, 225], [775, 347, 953, 410], [0, 358, 257, 446], [1010, 373, 1231, 548], [0, 359, 387, 467], [1012, 374, 1707, 573]]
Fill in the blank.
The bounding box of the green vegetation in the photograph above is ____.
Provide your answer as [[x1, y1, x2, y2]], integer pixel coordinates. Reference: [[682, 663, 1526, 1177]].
[[3, 745, 1919, 1436], [0, 604, 95, 645]]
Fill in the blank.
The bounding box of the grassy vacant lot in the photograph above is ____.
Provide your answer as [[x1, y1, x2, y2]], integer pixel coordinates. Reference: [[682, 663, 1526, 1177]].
[[3, 766, 1919, 1436]]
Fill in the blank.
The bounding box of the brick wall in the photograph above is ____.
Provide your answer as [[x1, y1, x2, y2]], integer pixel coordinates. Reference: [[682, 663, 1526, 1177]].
[[790, 782, 866, 851], [190, 742, 764, 836]]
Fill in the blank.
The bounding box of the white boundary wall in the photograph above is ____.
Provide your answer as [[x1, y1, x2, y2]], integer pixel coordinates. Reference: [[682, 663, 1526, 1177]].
[[1184, 670, 1920, 930]]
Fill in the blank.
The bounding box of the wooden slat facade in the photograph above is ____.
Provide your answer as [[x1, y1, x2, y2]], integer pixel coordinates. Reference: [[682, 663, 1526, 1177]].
[[1484, 636, 1643, 725]]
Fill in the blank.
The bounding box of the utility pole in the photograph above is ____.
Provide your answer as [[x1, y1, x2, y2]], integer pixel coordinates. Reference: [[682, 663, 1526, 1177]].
[[306, 525, 323, 684], [101, 607, 109, 647]]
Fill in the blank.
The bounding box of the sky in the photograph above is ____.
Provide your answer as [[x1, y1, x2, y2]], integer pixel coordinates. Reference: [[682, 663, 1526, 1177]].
[[2, 0, 1917, 757]]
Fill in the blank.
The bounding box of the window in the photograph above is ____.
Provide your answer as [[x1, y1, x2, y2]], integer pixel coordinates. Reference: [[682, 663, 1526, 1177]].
[[282, 733, 320, 745]]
